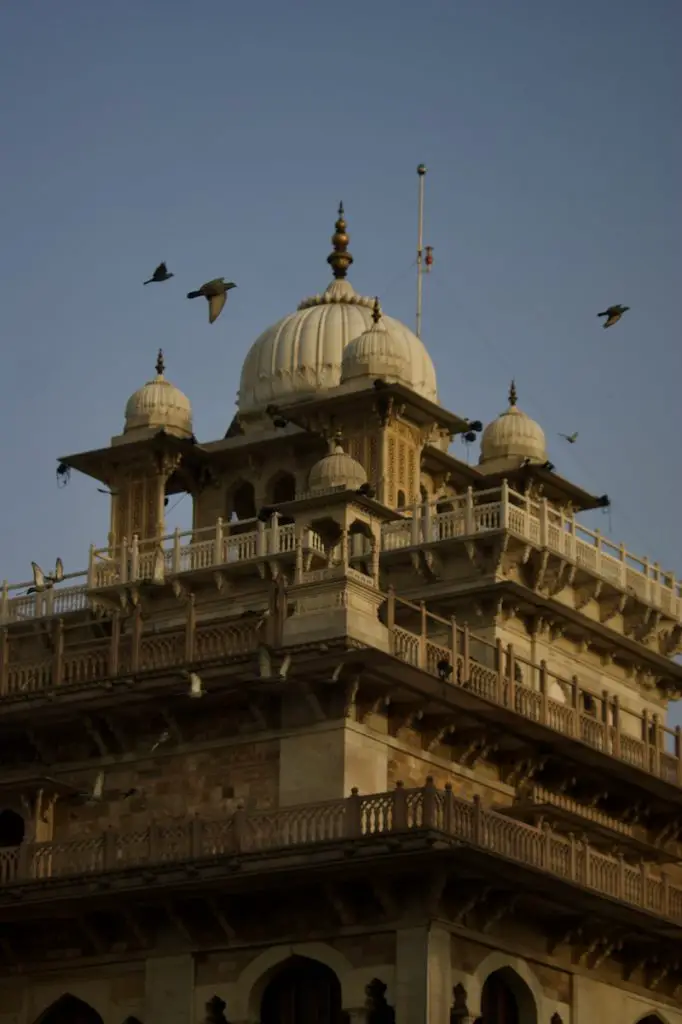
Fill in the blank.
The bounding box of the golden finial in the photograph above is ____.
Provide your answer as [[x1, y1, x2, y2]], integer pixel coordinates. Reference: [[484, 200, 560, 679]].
[[508, 379, 518, 407], [327, 202, 353, 280], [372, 297, 381, 324], [156, 348, 165, 376]]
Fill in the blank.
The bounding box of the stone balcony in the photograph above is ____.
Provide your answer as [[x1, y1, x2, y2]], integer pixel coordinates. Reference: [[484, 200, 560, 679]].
[[1, 485, 679, 627], [0, 781, 679, 931], [0, 588, 680, 795]]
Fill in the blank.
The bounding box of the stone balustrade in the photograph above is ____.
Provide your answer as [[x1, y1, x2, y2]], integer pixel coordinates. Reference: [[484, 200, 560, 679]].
[[387, 591, 682, 790], [1, 484, 679, 625], [0, 781, 679, 926]]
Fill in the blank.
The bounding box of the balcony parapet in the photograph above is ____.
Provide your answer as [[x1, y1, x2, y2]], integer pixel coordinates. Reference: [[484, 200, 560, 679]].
[[387, 591, 682, 790], [0, 780, 679, 925], [1, 487, 678, 623], [382, 484, 681, 623]]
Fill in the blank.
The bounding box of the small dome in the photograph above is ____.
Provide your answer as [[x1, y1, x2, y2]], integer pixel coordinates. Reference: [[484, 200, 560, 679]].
[[308, 441, 368, 493], [341, 298, 413, 388], [479, 381, 547, 471], [124, 350, 193, 439], [237, 205, 438, 425]]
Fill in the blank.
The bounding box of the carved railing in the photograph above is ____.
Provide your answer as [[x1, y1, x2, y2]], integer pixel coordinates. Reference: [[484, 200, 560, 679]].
[[1, 618, 260, 698], [387, 592, 682, 790], [0, 517, 326, 624], [382, 483, 681, 621], [0, 781, 680, 924]]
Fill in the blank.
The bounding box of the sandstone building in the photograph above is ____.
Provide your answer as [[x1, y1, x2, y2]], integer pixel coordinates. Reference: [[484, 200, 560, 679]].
[[0, 206, 680, 1023]]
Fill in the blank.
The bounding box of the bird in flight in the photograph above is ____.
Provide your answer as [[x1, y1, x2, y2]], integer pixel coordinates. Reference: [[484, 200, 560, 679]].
[[186, 278, 237, 324], [597, 304, 629, 329], [143, 262, 174, 285], [27, 558, 64, 594], [558, 431, 579, 444]]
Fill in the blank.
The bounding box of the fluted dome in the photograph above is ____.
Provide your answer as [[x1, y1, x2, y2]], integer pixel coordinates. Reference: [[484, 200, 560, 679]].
[[124, 350, 193, 439], [237, 205, 438, 427], [479, 381, 546, 472], [308, 441, 368, 493], [341, 298, 414, 389]]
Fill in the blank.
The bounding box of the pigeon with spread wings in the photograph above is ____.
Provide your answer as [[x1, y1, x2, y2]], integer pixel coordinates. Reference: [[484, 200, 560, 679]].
[[558, 432, 578, 444], [597, 304, 629, 329], [187, 278, 237, 324], [27, 558, 64, 594], [143, 262, 174, 285]]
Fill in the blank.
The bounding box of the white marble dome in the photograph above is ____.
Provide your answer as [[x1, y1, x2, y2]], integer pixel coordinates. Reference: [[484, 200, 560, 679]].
[[237, 205, 438, 425], [124, 350, 193, 439], [479, 381, 546, 471], [340, 299, 415, 390], [308, 442, 368, 493]]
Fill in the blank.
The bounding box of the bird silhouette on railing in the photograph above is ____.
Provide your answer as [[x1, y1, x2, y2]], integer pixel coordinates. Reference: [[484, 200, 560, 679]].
[[27, 558, 64, 594], [558, 431, 579, 444], [187, 278, 237, 324], [597, 304, 630, 329], [437, 658, 453, 682], [143, 261, 174, 285], [356, 482, 376, 498]]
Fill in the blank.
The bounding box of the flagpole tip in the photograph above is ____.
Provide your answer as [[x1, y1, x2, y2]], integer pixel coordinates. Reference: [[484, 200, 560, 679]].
[[417, 164, 427, 176]]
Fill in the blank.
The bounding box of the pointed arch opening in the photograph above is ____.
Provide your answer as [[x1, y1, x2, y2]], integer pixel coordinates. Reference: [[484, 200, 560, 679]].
[[32, 994, 103, 1024], [476, 967, 537, 1024], [637, 1015, 670, 1024], [260, 955, 343, 1024]]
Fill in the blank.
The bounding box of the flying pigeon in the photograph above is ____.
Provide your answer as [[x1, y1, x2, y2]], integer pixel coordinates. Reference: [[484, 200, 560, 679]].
[[186, 278, 237, 324], [27, 558, 64, 594], [597, 304, 629, 329], [143, 262, 174, 285], [558, 432, 579, 444]]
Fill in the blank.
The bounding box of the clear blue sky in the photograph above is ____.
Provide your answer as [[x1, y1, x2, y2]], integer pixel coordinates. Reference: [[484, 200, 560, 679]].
[[0, 2, 680, 718]]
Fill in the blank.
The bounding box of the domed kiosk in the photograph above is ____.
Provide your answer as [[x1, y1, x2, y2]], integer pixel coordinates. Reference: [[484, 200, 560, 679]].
[[478, 381, 547, 475], [237, 205, 437, 431], [120, 349, 193, 443]]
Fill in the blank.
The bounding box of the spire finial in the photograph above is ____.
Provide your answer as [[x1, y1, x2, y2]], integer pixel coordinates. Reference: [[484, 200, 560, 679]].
[[372, 297, 381, 324], [327, 201, 353, 280], [508, 379, 517, 407], [156, 348, 165, 376]]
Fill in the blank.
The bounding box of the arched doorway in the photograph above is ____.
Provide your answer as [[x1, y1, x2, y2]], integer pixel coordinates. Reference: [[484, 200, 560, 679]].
[[260, 955, 343, 1024], [637, 1016, 668, 1023], [33, 994, 103, 1024], [0, 809, 24, 847], [476, 967, 537, 1024]]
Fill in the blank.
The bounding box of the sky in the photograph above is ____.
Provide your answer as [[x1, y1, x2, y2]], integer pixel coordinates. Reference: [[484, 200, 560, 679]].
[[0, 1, 680, 719]]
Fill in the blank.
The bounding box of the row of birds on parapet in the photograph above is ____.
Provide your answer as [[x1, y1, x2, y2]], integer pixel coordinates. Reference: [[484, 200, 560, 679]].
[[143, 262, 237, 324]]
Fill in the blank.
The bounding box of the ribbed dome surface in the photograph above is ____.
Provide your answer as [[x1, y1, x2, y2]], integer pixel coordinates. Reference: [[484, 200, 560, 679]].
[[124, 350, 193, 439], [479, 382, 546, 471], [308, 443, 368, 493], [238, 279, 438, 419], [341, 301, 413, 388]]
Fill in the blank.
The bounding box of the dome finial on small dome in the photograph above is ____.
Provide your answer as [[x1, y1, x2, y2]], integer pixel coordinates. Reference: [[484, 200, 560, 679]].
[[156, 348, 165, 376], [327, 202, 353, 280], [509, 379, 518, 407], [372, 297, 382, 325]]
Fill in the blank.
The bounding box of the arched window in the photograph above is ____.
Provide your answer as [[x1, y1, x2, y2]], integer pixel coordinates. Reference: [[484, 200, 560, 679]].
[[396, 489, 406, 509], [270, 472, 296, 505], [32, 994, 103, 1024], [260, 955, 343, 1024], [476, 968, 537, 1024], [0, 809, 24, 847], [228, 480, 256, 521]]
